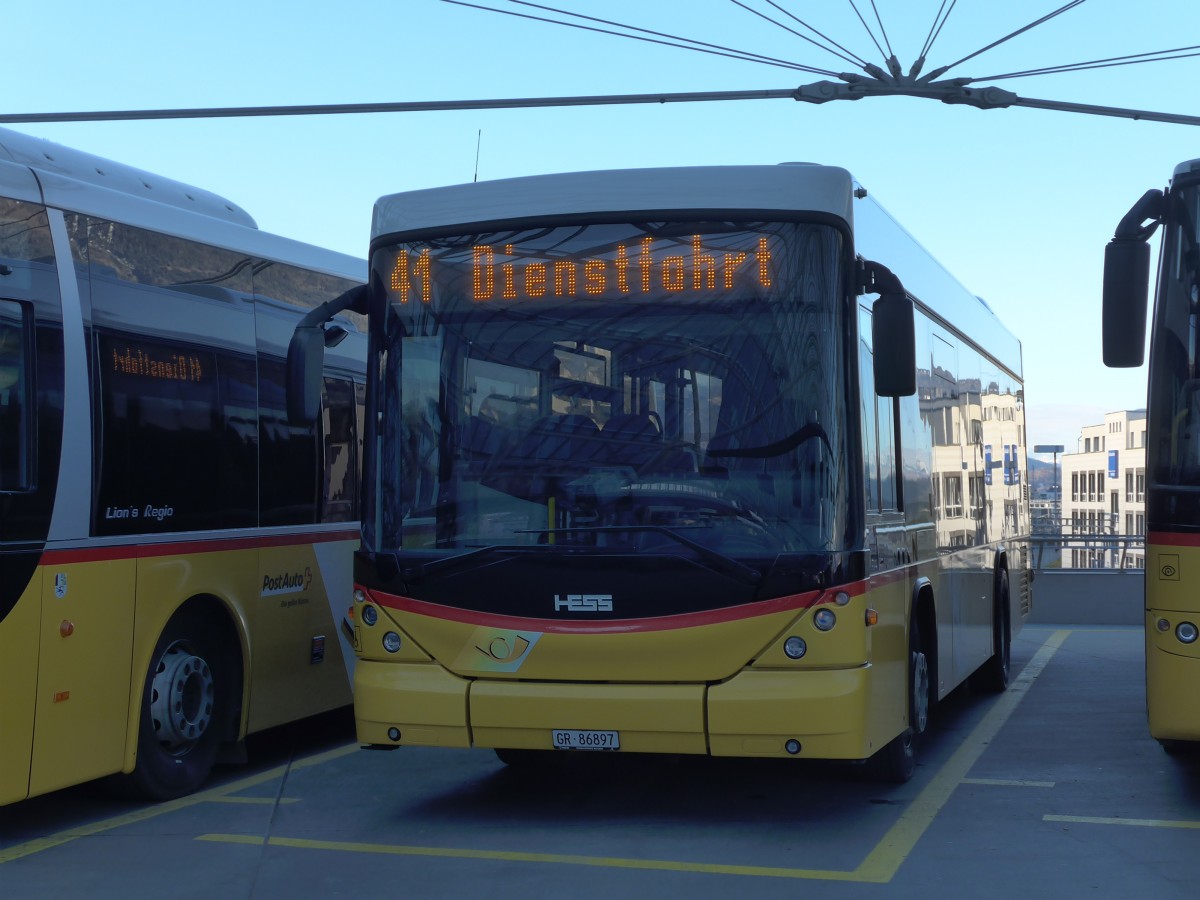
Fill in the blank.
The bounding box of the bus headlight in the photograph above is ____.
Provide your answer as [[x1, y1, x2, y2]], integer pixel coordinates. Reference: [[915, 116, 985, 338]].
[[813, 608, 836, 631], [382, 632, 402, 653], [784, 636, 807, 659], [362, 605, 379, 626], [1176, 622, 1199, 644]]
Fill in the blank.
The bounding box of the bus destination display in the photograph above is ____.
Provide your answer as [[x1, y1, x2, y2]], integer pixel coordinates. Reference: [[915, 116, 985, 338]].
[[389, 233, 777, 305]]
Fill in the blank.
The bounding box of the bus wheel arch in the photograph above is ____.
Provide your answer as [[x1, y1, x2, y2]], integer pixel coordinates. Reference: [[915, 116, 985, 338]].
[[868, 583, 935, 782], [115, 597, 244, 801]]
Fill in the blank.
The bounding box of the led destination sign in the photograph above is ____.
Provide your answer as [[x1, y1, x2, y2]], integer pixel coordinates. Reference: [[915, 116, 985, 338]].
[[109, 343, 205, 383], [389, 233, 776, 305]]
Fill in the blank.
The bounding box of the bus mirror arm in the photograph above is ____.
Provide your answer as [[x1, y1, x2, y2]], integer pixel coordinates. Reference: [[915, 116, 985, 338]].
[[286, 285, 368, 425], [1103, 189, 1165, 369], [860, 259, 916, 398]]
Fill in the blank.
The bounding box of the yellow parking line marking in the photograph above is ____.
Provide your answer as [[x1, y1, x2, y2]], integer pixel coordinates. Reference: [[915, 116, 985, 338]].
[[200, 631, 1071, 884], [962, 778, 1055, 788], [853, 629, 1070, 883], [198, 834, 867, 881], [1045, 815, 1200, 831], [0, 743, 357, 865]]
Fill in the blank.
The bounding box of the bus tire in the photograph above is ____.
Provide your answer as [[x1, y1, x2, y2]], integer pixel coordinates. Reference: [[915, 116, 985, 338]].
[[118, 608, 232, 801], [970, 569, 1011, 694], [868, 616, 929, 783]]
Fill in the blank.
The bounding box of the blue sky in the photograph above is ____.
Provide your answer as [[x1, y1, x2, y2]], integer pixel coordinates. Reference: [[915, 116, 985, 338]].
[[7, 1, 1199, 452]]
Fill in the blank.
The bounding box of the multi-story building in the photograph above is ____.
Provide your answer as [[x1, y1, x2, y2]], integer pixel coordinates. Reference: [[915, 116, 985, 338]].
[[1060, 410, 1146, 569]]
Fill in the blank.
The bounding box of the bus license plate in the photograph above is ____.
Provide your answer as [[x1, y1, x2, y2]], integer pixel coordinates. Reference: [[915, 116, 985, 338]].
[[552, 729, 620, 751]]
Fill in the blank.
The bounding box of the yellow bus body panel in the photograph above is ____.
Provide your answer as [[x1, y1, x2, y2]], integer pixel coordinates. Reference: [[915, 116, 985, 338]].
[[0, 573, 42, 805], [247, 540, 354, 732], [1145, 540, 1200, 742], [355, 660, 471, 748], [357, 577, 922, 760], [708, 667, 873, 758], [386, 604, 813, 683], [29, 560, 135, 798]]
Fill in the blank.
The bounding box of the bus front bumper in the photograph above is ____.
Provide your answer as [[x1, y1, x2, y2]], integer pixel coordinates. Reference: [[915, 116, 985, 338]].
[[354, 660, 880, 760]]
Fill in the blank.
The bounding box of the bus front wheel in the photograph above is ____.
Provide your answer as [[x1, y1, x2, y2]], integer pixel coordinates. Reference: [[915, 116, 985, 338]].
[[119, 609, 232, 800], [867, 617, 929, 783]]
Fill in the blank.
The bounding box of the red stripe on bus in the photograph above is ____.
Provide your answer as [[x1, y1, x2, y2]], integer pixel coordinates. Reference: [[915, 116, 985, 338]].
[[365, 582, 867, 634], [40, 529, 360, 565], [1147, 531, 1200, 548]]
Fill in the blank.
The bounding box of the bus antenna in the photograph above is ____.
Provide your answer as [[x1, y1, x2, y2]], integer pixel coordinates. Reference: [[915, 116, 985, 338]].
[[474, 129, 482, 182]]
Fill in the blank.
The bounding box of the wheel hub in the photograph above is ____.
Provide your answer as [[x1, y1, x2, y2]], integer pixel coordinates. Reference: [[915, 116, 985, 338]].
[[149, 644, 215, 752]]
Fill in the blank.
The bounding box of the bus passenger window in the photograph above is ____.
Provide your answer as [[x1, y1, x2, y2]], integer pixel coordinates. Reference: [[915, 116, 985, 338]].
[[0, 299, 31, 492]]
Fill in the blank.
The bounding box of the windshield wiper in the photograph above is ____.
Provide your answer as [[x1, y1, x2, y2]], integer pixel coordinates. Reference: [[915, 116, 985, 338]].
[[518, 525, 763, 585], [707, 421, 831, 459]]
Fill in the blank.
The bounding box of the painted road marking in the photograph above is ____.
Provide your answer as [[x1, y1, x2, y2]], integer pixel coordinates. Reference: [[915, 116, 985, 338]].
[[197, 630, 1073, 884], [962, 778, 1056, 788], [1045, 815, 1200, 831], [0, 744, 357, 865]]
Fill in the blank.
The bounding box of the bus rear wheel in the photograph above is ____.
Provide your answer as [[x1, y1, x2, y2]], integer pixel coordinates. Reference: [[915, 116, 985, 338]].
[[117, 609, 231, 801], [970, 569, 1011, 694]]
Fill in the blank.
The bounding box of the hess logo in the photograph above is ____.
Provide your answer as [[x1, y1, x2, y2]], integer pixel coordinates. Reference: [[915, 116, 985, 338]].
[[554, 593, 614, 613]]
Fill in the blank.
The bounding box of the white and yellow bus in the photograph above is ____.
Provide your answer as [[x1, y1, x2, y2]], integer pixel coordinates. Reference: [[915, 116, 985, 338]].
[[0, 127, 365, 804], [293, 164, 1032, 781]]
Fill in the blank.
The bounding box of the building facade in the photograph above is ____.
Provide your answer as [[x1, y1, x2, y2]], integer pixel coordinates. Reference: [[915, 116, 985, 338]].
[[1060, 410, 1146, 569]]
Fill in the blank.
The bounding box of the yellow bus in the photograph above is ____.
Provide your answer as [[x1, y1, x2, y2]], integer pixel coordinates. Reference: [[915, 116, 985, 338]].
[[1103, 159, 1200, 752], [0, 127, 366, 804], [292, 164, 1031, 781]]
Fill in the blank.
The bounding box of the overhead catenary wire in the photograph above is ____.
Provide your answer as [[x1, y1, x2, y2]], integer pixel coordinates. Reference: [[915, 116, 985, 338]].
[[3, 0, 1199, 128], [727, 0, 866, 69], [936, 0, 1090, 76], [441, 0, 839, 76], [918, 0, 958, 64], [846, 0, 889, 63], [976, 44, 1200, 82], [759, 0, 869, 68], [868, 0, 896, 60]]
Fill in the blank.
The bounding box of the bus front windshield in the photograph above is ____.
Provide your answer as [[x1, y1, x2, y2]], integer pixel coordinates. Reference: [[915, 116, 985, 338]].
[[1150, 178, 1200, 490], [369, 220, 853, 567]]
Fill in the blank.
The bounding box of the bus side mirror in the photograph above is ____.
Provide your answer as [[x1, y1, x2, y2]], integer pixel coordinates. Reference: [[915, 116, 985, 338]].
[[1102, 239, 1150, 368], [1102, 188, 1163, 368], [873, 291, 916, 397], [287, 324, 326, 425], [285, 284, 368, 425]]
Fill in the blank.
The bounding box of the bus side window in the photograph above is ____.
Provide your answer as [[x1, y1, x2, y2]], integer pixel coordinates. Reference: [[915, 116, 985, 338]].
[[260, 357, 319, 526], [0, 299, 31, 492]]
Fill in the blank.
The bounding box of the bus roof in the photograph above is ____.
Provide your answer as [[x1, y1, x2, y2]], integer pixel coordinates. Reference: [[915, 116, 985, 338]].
[[372, 164, 856, 239], [1173, 159, 1200, 180], [0, 126, 363, 283]]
